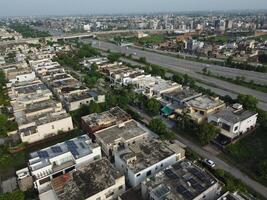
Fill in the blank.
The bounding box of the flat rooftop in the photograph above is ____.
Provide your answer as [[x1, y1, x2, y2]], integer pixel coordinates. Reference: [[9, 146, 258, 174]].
[[95, 120, 150, 145], [212, 107, 257, 124], [66, 90, 100, 103], [134, 75, 181, 93], [17, 110, 70, 126], [7, 68, 34, 79], [144, 161, 217, 200], [51, 77, 80, 89], [54, 158, 123, 200], [118, 139, 177, 173], [29, 135, 98, 172], [25, 99, 59, 113], [164, 88, 202, 102], [82, 106, 131, 131], [186, 95, 225, 110], [14, 82, 48, 95]]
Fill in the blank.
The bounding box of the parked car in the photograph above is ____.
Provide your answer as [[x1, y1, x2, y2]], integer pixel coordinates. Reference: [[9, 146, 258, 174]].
[[203, 158, 216, 168]]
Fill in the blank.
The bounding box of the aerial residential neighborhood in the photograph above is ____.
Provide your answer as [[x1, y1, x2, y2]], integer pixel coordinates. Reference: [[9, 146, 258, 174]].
[[0, 1, 267, 200]]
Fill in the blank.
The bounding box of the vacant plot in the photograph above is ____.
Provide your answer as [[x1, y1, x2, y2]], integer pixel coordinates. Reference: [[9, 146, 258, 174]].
[[223, 127, 267, 186]]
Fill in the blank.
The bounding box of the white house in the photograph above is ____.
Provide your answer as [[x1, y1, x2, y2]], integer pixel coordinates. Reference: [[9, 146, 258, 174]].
[[17, 135, 102, 193], [208, 104, 258, 140], [19, 111, 74, 144], [7, 69, 36, 85], [114, 139, 185, 187]]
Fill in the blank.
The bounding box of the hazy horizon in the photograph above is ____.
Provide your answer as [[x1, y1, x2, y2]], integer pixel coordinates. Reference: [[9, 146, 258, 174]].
[[0, 0, 267, 17]]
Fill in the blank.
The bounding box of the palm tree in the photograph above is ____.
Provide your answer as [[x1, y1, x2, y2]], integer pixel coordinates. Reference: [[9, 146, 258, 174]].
[[177, 110, 191, 130]]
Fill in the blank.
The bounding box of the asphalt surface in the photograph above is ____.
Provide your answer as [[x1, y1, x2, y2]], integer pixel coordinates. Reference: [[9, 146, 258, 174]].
[[129, 105, 267, 199], [136, 46, 267, 85], [88, 40, 267, 111]]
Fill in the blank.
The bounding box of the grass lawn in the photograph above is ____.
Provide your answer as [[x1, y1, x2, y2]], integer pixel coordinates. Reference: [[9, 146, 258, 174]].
[[222, 127, 267, 186], [255, 34, 267, 41], [138, 34, 166, 45]]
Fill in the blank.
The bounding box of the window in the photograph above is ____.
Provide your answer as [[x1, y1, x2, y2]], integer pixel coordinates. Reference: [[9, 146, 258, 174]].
[[106, 192, 114, 198], [52, 171, 63, 178], [119, 185, 124, 190], [146, 170, 152, 177], [51, 125, 55, 129], [96, 197, 101, 200], [65, 166, 75, 173], [222, 123, 231, 132], [234, 126, 238, 131], [136, 173, 141, 177], [161, 163, 164, 167]]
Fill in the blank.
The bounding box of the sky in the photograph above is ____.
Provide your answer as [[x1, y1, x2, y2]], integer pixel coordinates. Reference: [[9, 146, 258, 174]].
[[0, 0, 267, 17]]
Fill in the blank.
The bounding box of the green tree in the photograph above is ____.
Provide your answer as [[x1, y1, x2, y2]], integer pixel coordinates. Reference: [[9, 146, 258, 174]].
[[0, 114, 8, 136], [172, 74, 184, 84], [77, 44, 100, 58], [91, 63, 98, 71], [107, 53, 121, 62], [88, 101, 101, 114], [237, 94, 258, 111], [177, 111, 192, 130], [146, 98, 161, 115], [226, 56, 233, 65], [149, 118, 167, 136], [258, 159, 267, 180], [258, 53, 267, 64], [139, 57, 147, 64], [197, 123, 220, 145], [202, 67, 208, 74], [0, 190, 25, 200]]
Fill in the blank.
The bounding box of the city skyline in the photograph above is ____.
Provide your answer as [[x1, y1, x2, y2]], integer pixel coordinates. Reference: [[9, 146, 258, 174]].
[[0, 0, 267, 17]]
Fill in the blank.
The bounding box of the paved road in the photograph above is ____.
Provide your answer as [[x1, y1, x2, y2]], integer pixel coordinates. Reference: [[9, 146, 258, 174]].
[[88, 40, 267, 111], [136, 46, 267, 82], [195, 82, 267, 111], [92, 40, 267, 85], [129, 105, 267, 199]]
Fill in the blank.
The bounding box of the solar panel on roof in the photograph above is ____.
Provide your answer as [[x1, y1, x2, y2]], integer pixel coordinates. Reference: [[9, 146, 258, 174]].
[[65, 140, 78, 148], [182, 191, 194, 200], [176, 185, 187, 194], [37, 151, 49, 158], [164, 169, 179, 179], [193, 184, 205, 192], [80, 142, 85, 149], [173, 163, 182, 170], [70, 148, 79, 157], [188, 178, 197, 186], [51, 146, 62, 153]]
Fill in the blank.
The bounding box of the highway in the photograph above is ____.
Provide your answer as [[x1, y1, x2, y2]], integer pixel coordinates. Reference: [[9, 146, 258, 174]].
[[88, 39, 267, 111], [135, 46, 267, 85], [0, 29, 166, 46]]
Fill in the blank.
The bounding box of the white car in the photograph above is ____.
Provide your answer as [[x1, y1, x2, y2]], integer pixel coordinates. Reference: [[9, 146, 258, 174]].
[[203, 159, 216, 168]]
